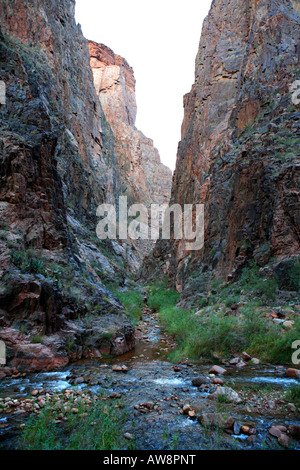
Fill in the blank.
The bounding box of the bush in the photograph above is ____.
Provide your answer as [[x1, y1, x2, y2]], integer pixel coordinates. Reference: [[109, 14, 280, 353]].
[[289, 259, 300, 291]]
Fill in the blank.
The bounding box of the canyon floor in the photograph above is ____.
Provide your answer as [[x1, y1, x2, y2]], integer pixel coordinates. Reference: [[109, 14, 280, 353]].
[[0, 303, 299, 451]]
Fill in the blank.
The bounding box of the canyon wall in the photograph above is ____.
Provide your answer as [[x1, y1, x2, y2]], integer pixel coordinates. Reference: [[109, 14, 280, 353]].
[[0, 0, 170, 373], [88, 41, 172, 208], [143, 0, 300, 299], [88, 41, 172, 258]]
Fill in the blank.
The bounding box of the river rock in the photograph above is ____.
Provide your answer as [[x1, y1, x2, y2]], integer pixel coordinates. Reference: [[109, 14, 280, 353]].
[[282, 321, 294, 330], [209, 365, 227, 375], [229, 357, 240, 365], [241, 426, 250, 434], [236, 361, 246, 368], [112, 365, 128, 373], [209, 386, 242, 404], [250, 358, 260, 365], [285, 368, 300, 379], [242, 352, 252, 361], [74, 377, 85, 385], [269, 426, 282, 438], [211, 377, 224, 385], [192, 376, 209, 386], [289, 425, 300, 441], [233, 422, 241, 435], [198, 413, 234, 430], [182, 404, 193, 415], [278, 433, 290, 448], [287, 403, 296, 413]]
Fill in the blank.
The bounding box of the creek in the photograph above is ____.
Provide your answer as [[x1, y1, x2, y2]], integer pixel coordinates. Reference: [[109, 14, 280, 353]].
[[0, 308, 299, 450]]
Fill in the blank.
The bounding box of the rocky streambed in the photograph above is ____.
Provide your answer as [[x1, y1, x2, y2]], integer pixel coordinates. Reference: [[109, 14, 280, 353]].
[[0, 307, 299, 450]]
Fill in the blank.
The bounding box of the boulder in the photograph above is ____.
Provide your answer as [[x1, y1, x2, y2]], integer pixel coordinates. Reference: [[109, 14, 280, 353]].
[[278, 434, 290, 448], [289, 424, 300, 441], [208, 386, 242, 404], [198, 413, 234, 430], [286, 368, 300, 379], [269, 426, 283, 438], [242, 352, 252, 361], [192, 376, 209, 386], [209, 365, 227, 375]]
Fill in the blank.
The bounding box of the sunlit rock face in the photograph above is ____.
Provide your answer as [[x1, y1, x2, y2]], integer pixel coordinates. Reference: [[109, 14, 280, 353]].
[[88, 40, 172, 209], [142, 0, 300, 295]]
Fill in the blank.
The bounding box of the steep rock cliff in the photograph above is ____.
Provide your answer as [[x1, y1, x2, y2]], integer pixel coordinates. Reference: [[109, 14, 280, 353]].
[[0, 0, 142, 372], [88, 41, 172, 208], [143, 0, 300, 298]]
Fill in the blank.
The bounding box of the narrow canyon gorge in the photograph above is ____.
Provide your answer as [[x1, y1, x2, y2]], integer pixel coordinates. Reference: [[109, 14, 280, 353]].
[[0, 0, 299, 453]]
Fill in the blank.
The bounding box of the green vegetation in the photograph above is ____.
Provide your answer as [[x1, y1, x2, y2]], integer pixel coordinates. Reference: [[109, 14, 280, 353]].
[[239, 261, 279, 301], [147, 279, 180, 312], [146, 263, 300, 364], [111, 287, 144, 325], [289, 258, 300, 291], [216, 394, 231, 404], [30, 335, 44, 344], [285, 384, 300, 409], [11, 250, 45, 275], [17, 395, 131, 450]]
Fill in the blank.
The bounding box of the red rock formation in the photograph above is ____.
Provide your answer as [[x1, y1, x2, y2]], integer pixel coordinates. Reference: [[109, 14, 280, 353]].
[[88, 40, 172, 208], [0, 0, 138, 372], [143, 0, 300, 294]]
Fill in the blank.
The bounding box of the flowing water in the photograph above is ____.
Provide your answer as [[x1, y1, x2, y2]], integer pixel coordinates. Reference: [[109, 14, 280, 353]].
[[0, 310, 299, 450]]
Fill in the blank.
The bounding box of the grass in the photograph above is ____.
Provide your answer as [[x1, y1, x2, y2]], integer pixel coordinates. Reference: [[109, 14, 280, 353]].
[[285, 384, 300, 409], [157, 300, 300, 363], [111, 287, 144, 325], [146, 263, 300, 364], [17, 396, 131, 450], [216, 395, 231, 404], [11, 249, 45, 275], [147, 281, 180, 312], [30, 335, 44, 344], [239, 261, 279, 301]]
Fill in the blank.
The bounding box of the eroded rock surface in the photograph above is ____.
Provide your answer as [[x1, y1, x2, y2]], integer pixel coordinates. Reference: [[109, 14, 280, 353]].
[[0, 0, 151, 371], [142, 0, 300, 296], [88, 40, 172, 209]]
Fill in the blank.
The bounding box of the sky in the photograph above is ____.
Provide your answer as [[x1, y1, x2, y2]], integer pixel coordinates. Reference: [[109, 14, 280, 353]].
[[75, 0, 212, 171]]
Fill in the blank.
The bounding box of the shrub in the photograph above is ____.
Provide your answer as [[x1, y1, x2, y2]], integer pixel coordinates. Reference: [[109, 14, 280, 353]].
[[289, 259, 300, 291]]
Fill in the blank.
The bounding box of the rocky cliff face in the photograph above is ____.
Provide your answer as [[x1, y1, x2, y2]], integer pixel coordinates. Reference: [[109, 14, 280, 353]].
[[143, 0, 300, 298], [88, 41, 172, 208], [0, 0, 167, 373]]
